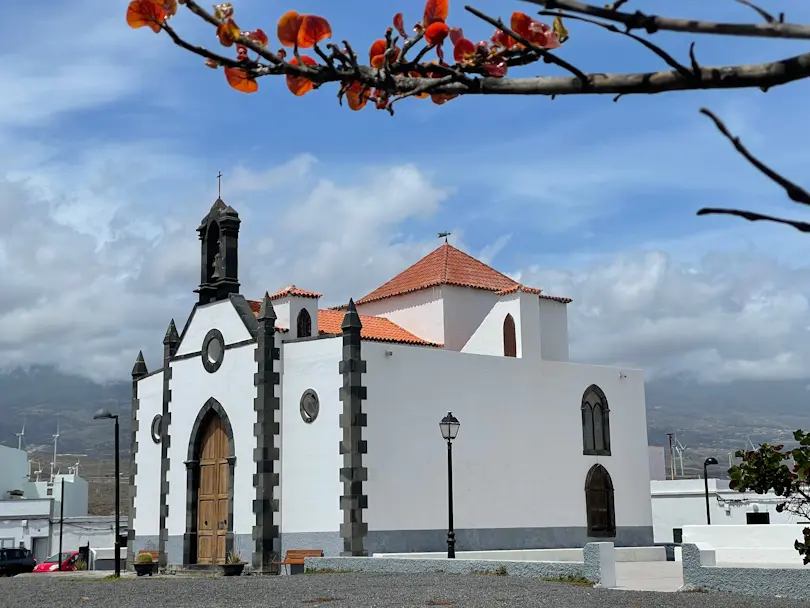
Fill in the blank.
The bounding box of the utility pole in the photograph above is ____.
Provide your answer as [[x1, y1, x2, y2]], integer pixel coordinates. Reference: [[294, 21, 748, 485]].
[[667, 433, 675, 480]]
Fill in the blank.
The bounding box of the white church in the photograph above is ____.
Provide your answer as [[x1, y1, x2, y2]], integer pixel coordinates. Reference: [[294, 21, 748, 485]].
[[129, 198, 653, 572]]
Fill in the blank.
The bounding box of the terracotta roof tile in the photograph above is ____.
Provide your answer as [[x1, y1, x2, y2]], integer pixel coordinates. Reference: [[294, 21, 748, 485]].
[[356, 243, 521, 304], [246, 301, 440, 347], [268, 285, 322, 300], [495, 284, 572, 303]]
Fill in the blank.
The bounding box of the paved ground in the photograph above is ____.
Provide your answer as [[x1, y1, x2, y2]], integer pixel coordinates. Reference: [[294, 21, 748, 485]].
[[3, 572, 810, 608], [615, 561, 684, 592]]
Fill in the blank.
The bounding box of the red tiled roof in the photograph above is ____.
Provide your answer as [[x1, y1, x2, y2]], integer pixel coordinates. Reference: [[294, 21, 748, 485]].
[[246, 301, 440, 347], [268, 285, 322, 300], [496, 284, 573, 303], [356, 243, 521, 305]]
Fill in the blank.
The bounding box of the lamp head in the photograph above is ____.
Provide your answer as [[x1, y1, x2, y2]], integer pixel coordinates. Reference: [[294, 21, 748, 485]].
[[93, 409, 116, 421], [704, 457, 719, 466], [439, 412, 460, 441]]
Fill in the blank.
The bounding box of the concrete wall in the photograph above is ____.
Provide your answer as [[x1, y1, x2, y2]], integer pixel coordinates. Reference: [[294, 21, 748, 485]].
[[442, 285, 500, 352], [29, 474, 89, 518], [279, 336, 343, 555], [0, 445, 30, 497], [651, 478, 801, 543], [374, 546, 666, 562], [682, 524, 810, 565], [362, 340, 652, 552], [50, 516, 128, 554], [357, 287, 445, 345], [132, 371, 163, 538], [648, 446, 667, 481], [462, 294, 521, 357], [0, 497, 51, 552]]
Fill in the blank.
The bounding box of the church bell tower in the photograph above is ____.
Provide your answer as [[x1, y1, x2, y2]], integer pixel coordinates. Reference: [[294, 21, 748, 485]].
[[195, 197, 241, 304]]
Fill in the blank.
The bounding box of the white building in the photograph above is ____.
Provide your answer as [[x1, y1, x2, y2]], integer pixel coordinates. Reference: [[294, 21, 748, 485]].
[[0, 444, 122, 563], [651, 478, 804, 544], [129, 199, 654, 572]]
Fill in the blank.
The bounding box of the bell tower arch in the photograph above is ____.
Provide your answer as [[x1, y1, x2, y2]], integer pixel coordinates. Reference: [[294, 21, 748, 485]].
[[195, 197, 241, 304]]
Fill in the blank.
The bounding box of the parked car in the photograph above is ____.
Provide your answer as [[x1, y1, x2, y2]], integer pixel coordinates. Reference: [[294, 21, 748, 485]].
[[0, 548, 36, 576], [32, 551, 80, 573]]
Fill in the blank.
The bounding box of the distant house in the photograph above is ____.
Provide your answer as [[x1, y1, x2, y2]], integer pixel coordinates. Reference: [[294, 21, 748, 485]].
[[130, 198, 654, 572]]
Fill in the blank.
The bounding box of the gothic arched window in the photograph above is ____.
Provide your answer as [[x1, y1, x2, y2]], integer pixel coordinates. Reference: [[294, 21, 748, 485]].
[[503, 314, 517, 358], [582, 384, 611, 456], [585, 464, 616, 538], [296, 309, 312, 338]]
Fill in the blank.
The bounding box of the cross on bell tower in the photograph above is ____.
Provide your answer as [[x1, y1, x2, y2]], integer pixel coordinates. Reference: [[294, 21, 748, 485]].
[[194, 172, 241, 304]]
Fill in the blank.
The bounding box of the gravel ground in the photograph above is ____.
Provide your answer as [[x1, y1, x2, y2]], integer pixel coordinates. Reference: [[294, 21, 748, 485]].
[[3, 573, 810, 608]]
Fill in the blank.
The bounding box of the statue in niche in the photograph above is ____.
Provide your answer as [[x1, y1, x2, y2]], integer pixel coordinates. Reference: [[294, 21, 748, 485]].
[[212, 237, 225, 280]]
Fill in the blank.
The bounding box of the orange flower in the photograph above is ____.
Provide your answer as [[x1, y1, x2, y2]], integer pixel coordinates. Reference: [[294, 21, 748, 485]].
[[277, 10, 303, 47], [216, 19, 240, 47], [369, 39, 401, 69], [126, 0, 167, 33], [452, 37, 475, 63], [224, 67, 258, 93], [510, 12, 562, 49], [425, 22, 449, 46], [423, 0, 449, 27], [346, 82, 371, 110], [277, 12, 332, 49], [286, 56, 318, 96]]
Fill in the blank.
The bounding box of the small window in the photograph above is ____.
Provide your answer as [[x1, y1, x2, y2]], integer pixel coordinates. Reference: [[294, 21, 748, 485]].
[[746, 512, 770, 525], [582, 385, 611, 456], [296, 309, 312, 338], [585, 464, 616, 538], [503, 314, 517, 357]]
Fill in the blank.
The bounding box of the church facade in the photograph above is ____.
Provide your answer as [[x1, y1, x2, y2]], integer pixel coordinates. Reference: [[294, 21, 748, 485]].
[[128, 199, 654, 572]]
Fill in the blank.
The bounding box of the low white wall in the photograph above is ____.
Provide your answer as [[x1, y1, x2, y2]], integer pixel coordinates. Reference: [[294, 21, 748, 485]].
[[374, 546, 666, 563], [682, 524, 809, 565]]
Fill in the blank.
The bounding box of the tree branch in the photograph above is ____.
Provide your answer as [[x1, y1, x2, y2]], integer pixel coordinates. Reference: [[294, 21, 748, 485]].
[[734, 0, 782, 24], [697, 208, 810, 233], [700, 108, 810, 205], [524, 0, 810, 39], [161, 22, 245, 69]]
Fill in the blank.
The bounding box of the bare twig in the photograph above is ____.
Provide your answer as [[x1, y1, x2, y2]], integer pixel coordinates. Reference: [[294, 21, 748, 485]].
[[161, 23, 244, 69], [734, 0, 781, 24], [696, 208, 810, 233], [524, 0, 810, 39], [465, 5, 590, 85], [388, 75, 457, 114], [700, 108, 810, 205], [548, 12, 696, 80]]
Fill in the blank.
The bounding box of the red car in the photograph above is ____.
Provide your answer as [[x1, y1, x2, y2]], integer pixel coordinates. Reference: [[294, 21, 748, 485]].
[[33, 551, 80, 573]]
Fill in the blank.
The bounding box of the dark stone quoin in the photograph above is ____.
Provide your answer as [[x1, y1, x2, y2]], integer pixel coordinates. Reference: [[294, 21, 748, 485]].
[[158, 319, 180, 568], [338, 299, 368, 556], [128, 351, 148, 571], [252, 293, 281, 573]]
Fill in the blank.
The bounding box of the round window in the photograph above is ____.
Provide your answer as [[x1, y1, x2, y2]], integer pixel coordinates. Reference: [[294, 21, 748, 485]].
[[150, 415, 163, 444], [202, 329, 225, 373], [300, 389, 320, 424]]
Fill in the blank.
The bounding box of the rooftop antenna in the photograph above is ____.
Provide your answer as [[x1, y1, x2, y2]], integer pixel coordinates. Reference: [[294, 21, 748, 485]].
[[50, 419, 60, 483], [15, 420, 25, 451], [438, 231, 451, 243], [217, 170, 223, 199]]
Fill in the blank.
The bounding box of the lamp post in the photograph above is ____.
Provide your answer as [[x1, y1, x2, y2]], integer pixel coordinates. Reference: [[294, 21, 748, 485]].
[[703, 457, 719, 525], [94, 409, 120, 577], [439, 412, 460, 559]]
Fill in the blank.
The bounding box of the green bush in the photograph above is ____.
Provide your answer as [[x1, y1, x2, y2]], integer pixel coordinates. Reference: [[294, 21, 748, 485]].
[[135, 552, 155, 564]]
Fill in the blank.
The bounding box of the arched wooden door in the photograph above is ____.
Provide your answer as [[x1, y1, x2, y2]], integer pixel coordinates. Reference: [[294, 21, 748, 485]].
[[197, 414, 229, 564]]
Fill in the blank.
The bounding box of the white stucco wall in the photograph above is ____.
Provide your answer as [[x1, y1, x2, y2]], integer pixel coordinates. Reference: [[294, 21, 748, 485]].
[[538, 299, 569, 362], [132, 371, 163, 537], [362, 342, 651, 534], [682, 523, 810, 565], [175, 300, 253, 357], [461, 296, 521, 356], [279, 337, 343, 535], [648, 446, 667, 481], [441, 286, 500, 351], [0, 509, 50, 553], [167, 301, 259, 540], [356, 288, 445, 345], [51, 516, 128, 553], [518, 293, 542, 361], [651, 478, 801, 543], [273, 296, 320, 337]]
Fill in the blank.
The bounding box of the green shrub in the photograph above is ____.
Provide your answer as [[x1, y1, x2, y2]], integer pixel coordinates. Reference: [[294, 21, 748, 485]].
[[135, 552, 154, 564]]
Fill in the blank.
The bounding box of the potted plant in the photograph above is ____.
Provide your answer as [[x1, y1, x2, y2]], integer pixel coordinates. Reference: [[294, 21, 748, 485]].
[[221, 546, 245, 577], [134, 552, 155, 577]]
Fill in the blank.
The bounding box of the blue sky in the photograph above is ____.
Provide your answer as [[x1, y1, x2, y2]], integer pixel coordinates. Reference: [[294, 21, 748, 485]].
[[2, 0, 810, 382]]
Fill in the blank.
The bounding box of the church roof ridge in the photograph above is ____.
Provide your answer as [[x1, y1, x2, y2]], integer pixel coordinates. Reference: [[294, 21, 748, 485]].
[[268, 285, 323, 301]]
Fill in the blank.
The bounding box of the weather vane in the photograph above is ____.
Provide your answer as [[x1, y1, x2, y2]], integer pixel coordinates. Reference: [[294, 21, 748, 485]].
[[438, 231, 451, 243], [217, 171, 223, 198]]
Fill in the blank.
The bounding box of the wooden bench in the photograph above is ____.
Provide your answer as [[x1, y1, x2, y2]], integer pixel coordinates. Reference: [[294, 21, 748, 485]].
[[272, 549, 324, 574]]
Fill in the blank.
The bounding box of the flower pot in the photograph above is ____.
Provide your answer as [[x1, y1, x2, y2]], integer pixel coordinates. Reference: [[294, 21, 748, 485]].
[[220, 563, 245, 577], [134, 563, 154, 577]]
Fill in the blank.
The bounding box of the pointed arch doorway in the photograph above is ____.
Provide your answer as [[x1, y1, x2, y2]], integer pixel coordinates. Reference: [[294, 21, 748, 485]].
[[184, 398, 235, 566]]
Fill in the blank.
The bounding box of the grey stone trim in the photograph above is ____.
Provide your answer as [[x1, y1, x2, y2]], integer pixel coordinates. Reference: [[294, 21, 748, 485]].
[[183, 398, 236, 565], [128, 351, 148, 571], [229, 293, 259, 339], [201, 328, 225, 373], [158, 320, 180, 569], [252, 294, 281, 574], [681, 543, 810, 599], [171, 339, 255, 362], [176, 303, 199, 351], [338, 299, 368, 557]]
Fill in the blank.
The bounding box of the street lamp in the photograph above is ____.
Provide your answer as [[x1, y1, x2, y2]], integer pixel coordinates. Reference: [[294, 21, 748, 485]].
[[703, 457, 719, 525], [94, 409, 121, 577], [439, 412, 460, 559]]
